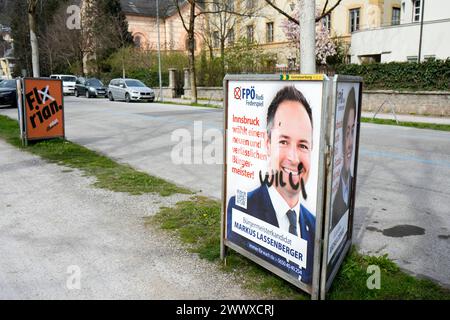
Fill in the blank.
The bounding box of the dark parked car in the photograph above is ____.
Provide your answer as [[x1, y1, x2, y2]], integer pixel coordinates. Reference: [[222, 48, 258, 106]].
[[0, 79, 17, 107], [75, 77, 108, 98]]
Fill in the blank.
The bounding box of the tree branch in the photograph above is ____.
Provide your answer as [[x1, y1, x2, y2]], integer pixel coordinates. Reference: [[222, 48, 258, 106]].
[[264, 0, 343, 24], [264, 0, 298, 24], [317, 0, 342, 21], [322, 0, 329, 16], [174, 0, 189, 33]]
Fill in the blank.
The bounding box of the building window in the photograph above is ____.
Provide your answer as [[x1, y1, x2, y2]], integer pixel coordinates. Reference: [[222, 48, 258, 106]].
[[287, 58, 296, 70], [212, 0, 220, 11], [407, 55, 418, 62], [226, 0, 234, 11], [392, 7, 400, 25], [266, 22, 274, 43], [424, 55, 436, 61], [322, 14, 331, 31], [413, 0, 421, 22], [185, 38, 197, 51], [349, 8, 360, 32], [359, 54, 381, 64], [213, 31, 220, 48], [247, 25, 254, 43], [134, 35, 142, 48], [227, 28, 235, 45]]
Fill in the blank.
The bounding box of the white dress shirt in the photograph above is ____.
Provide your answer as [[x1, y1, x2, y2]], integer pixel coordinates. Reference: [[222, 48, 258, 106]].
[[341, 174, 351, 206], [267, 185, 302, 238]]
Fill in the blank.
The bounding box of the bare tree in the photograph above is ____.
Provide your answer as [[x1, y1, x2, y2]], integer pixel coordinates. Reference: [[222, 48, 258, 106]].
[[173, 0, 199, 103], [202, 0, 254, 77], [81, 0, 132, 76], [40, 5, 85, 75], [264, 0, 342, 24], [109, 14, 132, 78], [174, 0, 262, 102], [27, 0, 40, 77]]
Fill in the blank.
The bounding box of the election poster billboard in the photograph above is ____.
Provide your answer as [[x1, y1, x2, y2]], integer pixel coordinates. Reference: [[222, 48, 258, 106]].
[[320, 76, 363, 298], [21, 78, 65, 142], [221, 74, 330, 297]]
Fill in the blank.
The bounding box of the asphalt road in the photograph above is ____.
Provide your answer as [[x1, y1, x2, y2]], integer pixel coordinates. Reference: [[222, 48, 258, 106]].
[[1, 96, 449, 288]]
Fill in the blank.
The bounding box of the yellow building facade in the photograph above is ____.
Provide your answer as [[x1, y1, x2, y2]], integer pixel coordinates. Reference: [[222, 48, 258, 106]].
[[120, 1, 402, 66]]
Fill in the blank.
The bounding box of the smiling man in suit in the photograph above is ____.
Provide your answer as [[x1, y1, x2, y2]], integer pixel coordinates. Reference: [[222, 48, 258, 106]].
[[331, 87, 357, 229], [227, 86, 316, 284]]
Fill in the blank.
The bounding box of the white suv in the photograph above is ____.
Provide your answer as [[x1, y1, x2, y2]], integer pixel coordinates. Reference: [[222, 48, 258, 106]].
[[50, 74, 77, 95], [108, 78, 155, 103]]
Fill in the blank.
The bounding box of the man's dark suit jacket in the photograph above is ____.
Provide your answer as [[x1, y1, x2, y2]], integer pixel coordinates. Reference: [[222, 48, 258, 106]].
[[327, 175, 353, 278], [331, 176, 352, 230], [227, 185, 316, 284]]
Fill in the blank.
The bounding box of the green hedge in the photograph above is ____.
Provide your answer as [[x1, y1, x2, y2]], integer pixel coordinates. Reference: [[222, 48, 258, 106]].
[[335, 59, 450, 91], [99, 69, 169, 88], [126, 69, 169, 88]]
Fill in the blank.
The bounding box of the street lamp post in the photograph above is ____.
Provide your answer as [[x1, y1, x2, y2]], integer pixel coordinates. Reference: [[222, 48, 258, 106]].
[[418, 0, 425, 63], [299, 0, 316, 74], [157, 0, 163, 102]]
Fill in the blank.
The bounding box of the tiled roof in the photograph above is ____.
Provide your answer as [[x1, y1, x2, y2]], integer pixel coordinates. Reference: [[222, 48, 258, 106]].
[[120, 0, 188, 17]]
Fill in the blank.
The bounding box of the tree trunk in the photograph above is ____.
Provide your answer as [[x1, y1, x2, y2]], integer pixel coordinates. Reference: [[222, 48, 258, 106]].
[[49, 50, 53, 74], [28, 10, 40, 77], [189, 42, 197, 104], [220, 39, 225, 78], [188, 1, 197, 104], [122, 51, 126, 79]]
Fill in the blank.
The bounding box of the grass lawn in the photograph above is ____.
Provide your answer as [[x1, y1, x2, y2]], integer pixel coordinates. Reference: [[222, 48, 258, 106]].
[[361, 117, 450, 131]]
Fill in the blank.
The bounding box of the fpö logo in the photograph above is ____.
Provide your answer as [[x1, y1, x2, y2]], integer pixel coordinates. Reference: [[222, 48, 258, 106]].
[[233, 86, 264, 106]]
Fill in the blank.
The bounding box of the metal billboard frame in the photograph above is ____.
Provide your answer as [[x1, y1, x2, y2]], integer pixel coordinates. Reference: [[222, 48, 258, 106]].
[[319, 75, 363, 300], [21, 77, 66, 144], [220, 74, 331, 299]]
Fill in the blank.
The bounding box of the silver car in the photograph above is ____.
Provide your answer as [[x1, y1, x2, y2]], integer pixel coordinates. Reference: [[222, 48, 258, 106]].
[[108, 78, 155, 103]]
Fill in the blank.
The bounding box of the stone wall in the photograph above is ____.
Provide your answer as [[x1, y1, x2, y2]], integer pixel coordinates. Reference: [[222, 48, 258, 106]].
[[180, 86, 449, 116], [183, 87, 223, 101], [363, 91, 450, 117]]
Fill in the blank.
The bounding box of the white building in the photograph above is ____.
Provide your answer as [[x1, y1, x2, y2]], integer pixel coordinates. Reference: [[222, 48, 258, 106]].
[[350, 0, 450, 63]]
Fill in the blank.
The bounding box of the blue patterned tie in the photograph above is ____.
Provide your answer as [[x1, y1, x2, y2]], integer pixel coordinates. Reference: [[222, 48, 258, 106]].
[[286, 210, 298, 236]]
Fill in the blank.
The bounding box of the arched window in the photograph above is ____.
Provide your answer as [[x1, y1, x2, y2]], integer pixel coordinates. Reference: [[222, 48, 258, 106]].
[[134, 35, 142, 48], [185, 37, 197, 51]]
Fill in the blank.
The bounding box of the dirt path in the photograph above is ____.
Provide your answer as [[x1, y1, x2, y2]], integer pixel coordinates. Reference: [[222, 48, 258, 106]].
[[0, 140, 261, 299]]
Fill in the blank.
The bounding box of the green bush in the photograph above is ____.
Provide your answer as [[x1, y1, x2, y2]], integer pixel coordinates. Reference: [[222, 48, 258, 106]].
[[197, 50, 224, 87], [335, 59, 450, 91], [97, 47, 186, 87], [225, 37, 276, 74], [127, 69, 169, 88]]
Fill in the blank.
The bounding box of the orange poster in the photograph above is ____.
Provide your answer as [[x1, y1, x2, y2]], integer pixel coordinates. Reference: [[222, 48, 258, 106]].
[[23, 78, 65, 141]]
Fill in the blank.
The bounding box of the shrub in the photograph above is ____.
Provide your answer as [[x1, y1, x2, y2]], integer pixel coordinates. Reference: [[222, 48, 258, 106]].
[[96, 47, 187, 87], [335, 59, 450, 91]]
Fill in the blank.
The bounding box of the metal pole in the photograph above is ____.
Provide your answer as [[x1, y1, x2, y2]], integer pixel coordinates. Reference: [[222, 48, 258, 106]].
[[157, 0, 163, 102], [299, 0, 316, 74], [418, 0, 425, 62]]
